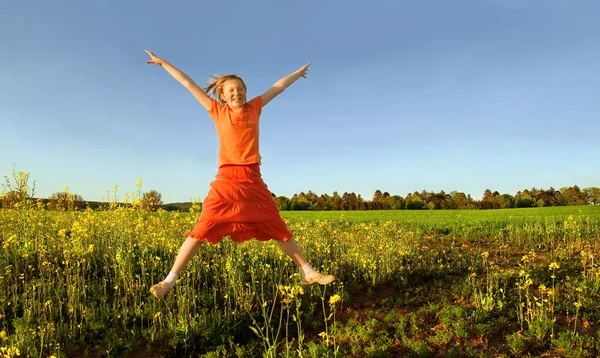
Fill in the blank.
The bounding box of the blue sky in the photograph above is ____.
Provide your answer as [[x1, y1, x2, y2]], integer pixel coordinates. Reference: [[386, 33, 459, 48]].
[[1, 0, 599, 203]]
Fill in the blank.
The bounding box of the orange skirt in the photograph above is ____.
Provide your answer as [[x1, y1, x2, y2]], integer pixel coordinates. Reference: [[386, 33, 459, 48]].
[[187, 164, 293, 244]]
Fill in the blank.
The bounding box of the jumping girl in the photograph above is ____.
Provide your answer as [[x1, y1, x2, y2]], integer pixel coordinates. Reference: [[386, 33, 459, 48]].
[[145, 50, 335, 299]]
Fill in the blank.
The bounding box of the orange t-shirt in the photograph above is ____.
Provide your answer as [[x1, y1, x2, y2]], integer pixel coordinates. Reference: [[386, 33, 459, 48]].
[[208, 96, 263, 167]]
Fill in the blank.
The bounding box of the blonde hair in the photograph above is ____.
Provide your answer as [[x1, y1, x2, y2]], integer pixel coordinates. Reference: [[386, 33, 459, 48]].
[[204, 74, 247, 103]]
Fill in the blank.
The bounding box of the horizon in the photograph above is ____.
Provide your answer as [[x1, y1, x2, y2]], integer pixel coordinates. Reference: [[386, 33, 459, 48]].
[[3, 168, 593, 204]]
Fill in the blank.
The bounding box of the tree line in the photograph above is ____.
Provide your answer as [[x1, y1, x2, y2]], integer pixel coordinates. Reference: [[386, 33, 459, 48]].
[[1, 168, 598, 211], [272, 186, 599, 211]]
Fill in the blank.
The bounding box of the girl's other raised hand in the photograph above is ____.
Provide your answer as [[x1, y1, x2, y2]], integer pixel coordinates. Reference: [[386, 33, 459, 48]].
[[298, 63, 310, 78], [145, 50, 164, 66]]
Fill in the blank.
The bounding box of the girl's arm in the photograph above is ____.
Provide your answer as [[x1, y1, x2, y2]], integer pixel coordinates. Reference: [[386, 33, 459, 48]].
[[261, 63, 310, 107], [145, 50, 213, 112]]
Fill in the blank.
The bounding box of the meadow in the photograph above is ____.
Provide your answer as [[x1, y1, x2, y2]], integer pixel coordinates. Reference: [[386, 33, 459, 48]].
[[1, 205, 599, 357]]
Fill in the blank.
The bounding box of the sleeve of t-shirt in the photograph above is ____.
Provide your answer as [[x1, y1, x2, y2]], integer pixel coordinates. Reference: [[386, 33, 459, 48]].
[[248, 96, 262, 116], [207, 99, 222, 121]]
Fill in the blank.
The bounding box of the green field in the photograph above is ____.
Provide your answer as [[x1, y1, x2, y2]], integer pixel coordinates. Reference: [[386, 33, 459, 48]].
[[1, 206, 599, 357]]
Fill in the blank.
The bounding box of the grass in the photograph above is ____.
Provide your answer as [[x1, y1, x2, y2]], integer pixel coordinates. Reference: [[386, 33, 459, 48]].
[[1, 205, 599, 357]]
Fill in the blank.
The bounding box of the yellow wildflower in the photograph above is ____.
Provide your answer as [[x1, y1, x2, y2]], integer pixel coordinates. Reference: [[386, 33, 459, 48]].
[[329, 294, 341, 305]]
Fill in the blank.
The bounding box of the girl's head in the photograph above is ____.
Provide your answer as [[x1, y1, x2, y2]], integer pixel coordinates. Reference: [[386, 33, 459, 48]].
[[204, 74, 247, 109]]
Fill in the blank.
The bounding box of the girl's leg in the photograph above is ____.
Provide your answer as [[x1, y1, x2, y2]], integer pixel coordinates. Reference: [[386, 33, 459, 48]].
[[278, 238, 335, 285], [150, 236, 202, 299], [277, 237, 308, 267], [170, 236, 203, 275]]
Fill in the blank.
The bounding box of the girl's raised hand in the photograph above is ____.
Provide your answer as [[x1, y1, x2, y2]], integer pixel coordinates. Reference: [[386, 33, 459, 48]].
[[299, 63, 310, 78], [145, 50, 164, 66]]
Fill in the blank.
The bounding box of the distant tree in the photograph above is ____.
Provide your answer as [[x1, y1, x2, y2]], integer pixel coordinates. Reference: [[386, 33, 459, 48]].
[[371, 190, 395, 210], [549, 187, 562, 206], [341, 192, 352, 210], [560, 186, 588, 206], [584, 187, 600, 205], [314, 197, 325, 211], [356, 194, 366, 210], [448, 191, 474, 209], [373, 190, 383, 202], [405, 193, 426, 210], [479, 189, 501, 209], [142, 190, 163, 211], [524, 187, 561, 207], [291, 192, 317, 210], [320, 193, 333, 210], [332, 191, 342, 210], [529, 187, 540, 201], [48, 189, 84, 211], [483, 189, 493, 200], [424, 190, 450, 209], [290, 196, 311, 210], [305, 191, 319, 209], [384, 195, 404, 210], [343, 192, 356, 210], [515, 192, 534, 208], [498, 194, 515, 209], [274, 196, 291, 211], [536, 187, 556, 206]]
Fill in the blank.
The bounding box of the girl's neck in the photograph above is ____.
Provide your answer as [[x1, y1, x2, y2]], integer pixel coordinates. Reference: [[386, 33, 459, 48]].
[[228, 103, 246, 112]]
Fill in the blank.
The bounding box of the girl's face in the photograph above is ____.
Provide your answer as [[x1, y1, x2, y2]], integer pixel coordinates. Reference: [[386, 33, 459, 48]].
[[220, 79, 247, 109]]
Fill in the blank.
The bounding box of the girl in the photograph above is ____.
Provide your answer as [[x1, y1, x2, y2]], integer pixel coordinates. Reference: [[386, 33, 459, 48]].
[[145, 50, 335, 299]]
